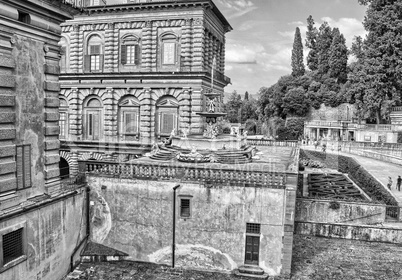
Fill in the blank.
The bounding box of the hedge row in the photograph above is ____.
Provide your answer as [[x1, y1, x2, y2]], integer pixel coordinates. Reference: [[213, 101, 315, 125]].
[[300, 149, 398, 206]]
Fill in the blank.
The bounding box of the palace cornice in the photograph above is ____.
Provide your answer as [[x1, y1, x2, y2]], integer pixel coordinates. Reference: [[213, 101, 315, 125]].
[[74, 0, 232, 33]]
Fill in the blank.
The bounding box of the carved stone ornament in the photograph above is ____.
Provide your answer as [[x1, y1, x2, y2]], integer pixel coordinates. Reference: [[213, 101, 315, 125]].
[[43, 44, 49, 53], [193, 18, 203, 26], [145, 21, 152, 28], [107, 23, 114, 30], [73, 25, 79, 32], [10, 36, 16, 45], [184, 18, 192, 26]]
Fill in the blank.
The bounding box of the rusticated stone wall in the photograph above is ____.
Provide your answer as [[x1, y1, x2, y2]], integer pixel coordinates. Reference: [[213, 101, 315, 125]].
[[87, 175, 294, 276], [0, 191, 87, 280]]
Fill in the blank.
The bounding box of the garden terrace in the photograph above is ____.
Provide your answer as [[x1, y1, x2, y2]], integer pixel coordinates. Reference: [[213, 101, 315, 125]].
[[300, 149, 398, 205], [307, 173, 368, 201]]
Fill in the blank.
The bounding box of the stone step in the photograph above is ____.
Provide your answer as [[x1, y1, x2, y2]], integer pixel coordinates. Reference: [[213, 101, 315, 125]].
[[235, 265, 268, 279]]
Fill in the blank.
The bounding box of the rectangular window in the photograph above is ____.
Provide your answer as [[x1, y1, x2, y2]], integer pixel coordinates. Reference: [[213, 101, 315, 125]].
[[180, 198, 191, 218], [122, 111, 138, 134], [126, 45, 136, 64], [160, 113, 175, 135], [90, 55, 100, 71], [86, 111, 100, 140], [16, 145, 31, 190], [162, 42, 176, 65], [2, 229, 23, 265], [246, 223, 261, 234]]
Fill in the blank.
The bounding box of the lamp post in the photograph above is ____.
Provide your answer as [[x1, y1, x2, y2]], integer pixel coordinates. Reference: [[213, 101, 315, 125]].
[[172, 184, 181, 268]]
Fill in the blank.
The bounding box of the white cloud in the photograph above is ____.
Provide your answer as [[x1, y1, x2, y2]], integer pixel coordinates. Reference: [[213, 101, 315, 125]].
[[226, 43, 264, 64], [215, 0, 257, 18]]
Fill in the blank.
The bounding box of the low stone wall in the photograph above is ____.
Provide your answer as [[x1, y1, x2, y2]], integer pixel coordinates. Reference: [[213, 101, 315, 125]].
[[295, 221, 402, 243], [295, 199, 386, 225]]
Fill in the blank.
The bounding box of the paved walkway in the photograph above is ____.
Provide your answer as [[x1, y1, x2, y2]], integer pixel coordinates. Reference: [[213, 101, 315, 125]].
[[302, 144, 402, 206]]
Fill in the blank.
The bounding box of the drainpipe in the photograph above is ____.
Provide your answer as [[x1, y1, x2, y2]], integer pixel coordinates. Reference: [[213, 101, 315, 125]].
[[172, 184, 181, 268]]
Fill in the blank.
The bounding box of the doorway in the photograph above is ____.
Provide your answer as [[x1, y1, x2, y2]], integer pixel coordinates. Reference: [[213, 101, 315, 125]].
[[59, 157, 70, 180], [244, 235, 259, 265]]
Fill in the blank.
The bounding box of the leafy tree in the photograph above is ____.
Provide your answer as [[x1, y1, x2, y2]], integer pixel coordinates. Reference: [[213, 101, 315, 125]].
[[282, 87, 310, 116], [291, 27, 305, 76], [348, 0, 402, 123], [306, 15, 319, 71], [224, 91, 242, 123], [351, 35, 364, 59], [244, 91, 249, 100], [241, 98, 258, 123], [328, 28, 348, 83]]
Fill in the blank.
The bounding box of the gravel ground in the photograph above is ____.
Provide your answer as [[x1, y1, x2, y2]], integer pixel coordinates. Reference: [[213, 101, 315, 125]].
[[68, 234, 402, 280]]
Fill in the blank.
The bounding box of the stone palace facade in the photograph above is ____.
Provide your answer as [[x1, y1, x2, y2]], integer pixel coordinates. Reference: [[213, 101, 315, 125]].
[[59, 0, 232, 174]]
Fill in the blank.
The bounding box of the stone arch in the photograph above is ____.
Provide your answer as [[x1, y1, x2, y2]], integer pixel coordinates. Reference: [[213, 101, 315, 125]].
[[59, 150, 74, 167], [79, 152, 104, 161], [152, 88, 183, 103]]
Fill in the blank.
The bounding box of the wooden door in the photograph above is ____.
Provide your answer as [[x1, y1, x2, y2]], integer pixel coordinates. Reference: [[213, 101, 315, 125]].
[[245, 236, 259, 265]]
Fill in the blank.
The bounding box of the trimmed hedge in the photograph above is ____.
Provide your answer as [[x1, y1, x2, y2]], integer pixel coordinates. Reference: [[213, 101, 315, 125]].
[[300, 149, 398, 206]]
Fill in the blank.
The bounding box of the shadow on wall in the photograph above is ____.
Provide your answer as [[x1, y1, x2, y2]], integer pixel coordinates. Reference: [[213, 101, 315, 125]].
[[148, 244, 237, 271], [90, 188, 112, 243]]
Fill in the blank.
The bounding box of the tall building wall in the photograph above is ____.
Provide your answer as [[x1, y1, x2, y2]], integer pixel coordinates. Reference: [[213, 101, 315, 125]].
[[59, 0, 232, 171], [0, 1, 87, 279]]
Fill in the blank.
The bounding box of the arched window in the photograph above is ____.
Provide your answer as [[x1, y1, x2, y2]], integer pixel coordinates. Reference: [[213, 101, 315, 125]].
[[84, 35, 103, 72], [59, 97, 69, 139], [118, 96, 140, 141], [121, 35, 141, 66], [59, 37, 69, 73], [156, 96, 179, 137], [160, 33, 179, 67], [83, 97, 103, 140]]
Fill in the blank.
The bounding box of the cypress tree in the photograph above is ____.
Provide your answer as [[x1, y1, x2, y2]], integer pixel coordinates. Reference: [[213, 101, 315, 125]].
[[306, 15, 318, 71], [291, 27, 305, 77], [328, 28, 348, 83], [316, 22, 334, 75]]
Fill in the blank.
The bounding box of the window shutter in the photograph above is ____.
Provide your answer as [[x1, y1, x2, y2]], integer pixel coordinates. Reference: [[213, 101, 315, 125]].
[[16, 146, 23, 190], [134, 45, 140, 65], [93, 112, 100, 140], [23, 145, 31, 188], [88, 113, 93, 138], [84, 55, 91, 73], [99, 54, 104, 71], [121, 45, 127, 65]]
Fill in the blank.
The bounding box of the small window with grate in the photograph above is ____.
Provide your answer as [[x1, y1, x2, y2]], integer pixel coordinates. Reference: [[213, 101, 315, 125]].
[[2, 228, 24, 266], [246, 223, 261, 234], [180, 198, 191, 218]]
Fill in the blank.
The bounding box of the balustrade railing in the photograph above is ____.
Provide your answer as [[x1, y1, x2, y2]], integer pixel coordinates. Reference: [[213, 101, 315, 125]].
[[246, 139, 299, 147], [385, 206, 401, 221], [81, 160, 286, 187]]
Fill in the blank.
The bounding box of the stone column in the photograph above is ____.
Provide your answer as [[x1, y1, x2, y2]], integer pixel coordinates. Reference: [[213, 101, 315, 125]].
[[103, 87, 115, 142], [151, 21, 158, 71], [140, 88, 153, 144], [192, 18, 205, 71], [142, 21, 152, 71], [77, 26, 84, 73], [179, 87, 191, 133], [70, 25, 79, 73], [191, 88, 204, 134], [69, 87, 80, 140], [181, 18, 192, 71], [113, 25, 119, 72], [104, 23, 115, 72]]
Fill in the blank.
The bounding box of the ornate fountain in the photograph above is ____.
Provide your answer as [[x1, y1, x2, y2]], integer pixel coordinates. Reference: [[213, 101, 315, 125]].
[[149, 58, 253, 163]]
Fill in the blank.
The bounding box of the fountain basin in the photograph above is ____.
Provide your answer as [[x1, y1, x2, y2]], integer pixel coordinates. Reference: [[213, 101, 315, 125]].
[[172, 134, 246, 151]]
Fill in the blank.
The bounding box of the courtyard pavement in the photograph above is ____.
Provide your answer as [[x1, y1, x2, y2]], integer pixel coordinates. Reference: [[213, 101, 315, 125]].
[[301, 144, 402, 206]]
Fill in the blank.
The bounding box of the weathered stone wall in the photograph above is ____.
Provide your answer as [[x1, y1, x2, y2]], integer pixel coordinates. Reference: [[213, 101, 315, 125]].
[[87, 175, 289, 276], [307, 103, 356, 121], [0, 191, 87, 280], [295, 199, 386, 225], [295, 221, 402, 243]]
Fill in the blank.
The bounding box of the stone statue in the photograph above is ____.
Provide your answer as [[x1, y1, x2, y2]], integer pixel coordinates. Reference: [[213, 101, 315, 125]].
[[182, 128, 189, 139], [243, 130, 248, 138], [207, 98, 216, 113]]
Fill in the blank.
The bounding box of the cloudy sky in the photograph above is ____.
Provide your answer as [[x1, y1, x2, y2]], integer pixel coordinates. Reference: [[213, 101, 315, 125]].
[[213, 0, 368, 96]]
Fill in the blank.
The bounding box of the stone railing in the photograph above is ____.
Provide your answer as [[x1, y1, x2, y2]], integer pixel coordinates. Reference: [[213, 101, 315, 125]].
[[62, 0, 86, 8], [305, 121, 344, 128], [80, 160, 287, 188], [246, 139, 299, 147]]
